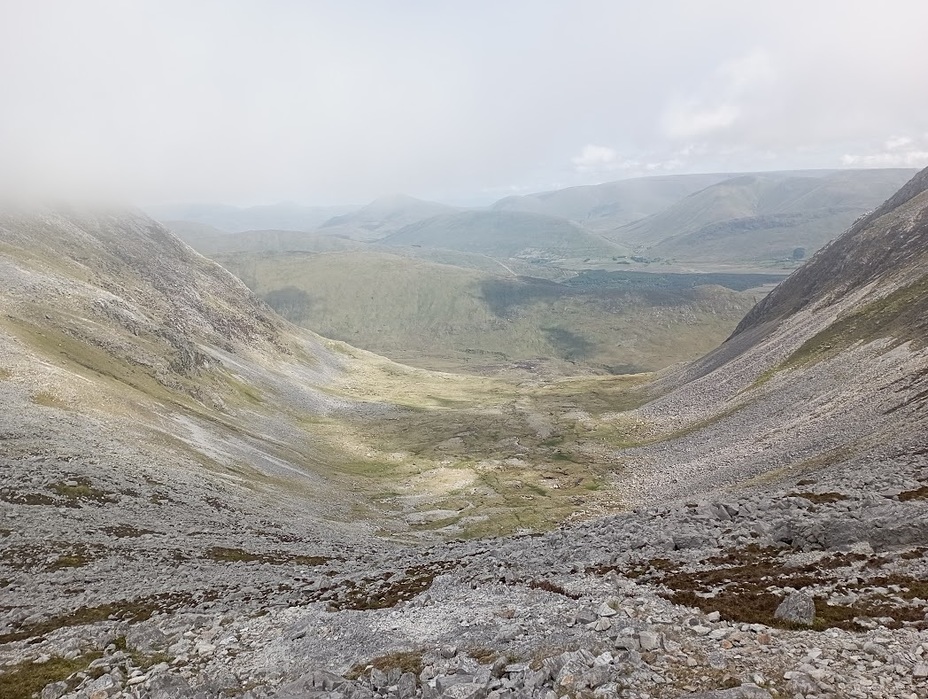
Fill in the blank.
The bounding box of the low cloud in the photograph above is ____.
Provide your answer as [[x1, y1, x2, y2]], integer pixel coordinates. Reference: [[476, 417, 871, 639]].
[[885, 136, 913, 150], [571, 145, 636, 174], [661, 103, 741, 139], [841, 151, 928, 168]]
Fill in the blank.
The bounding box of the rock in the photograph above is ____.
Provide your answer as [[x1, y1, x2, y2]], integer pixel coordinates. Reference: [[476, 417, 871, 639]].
[[773, 590, 815, 626], [441, 683, 488, 699], [590, 617, 612, 632], [397, 672, 417, 699], [615, 636, 640, 651], [370, 668, 388, 689], [147, 672, 192, 699], [127, 624, 170, 652], [638, 630, 662, 651], [41, 681, 69, 699], [596, 602, 618, 617], [912, 662, 928, 678]]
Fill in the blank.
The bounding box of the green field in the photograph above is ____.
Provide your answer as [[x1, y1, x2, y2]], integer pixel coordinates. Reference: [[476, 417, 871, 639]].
[[212, 249, 765, 375]]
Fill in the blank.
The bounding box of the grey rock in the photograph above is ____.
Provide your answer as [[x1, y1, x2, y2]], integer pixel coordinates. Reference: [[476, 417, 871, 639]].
[[773, 590, 815, 626], [397, 672, 417, 699], [147, 673, 192, 699], [441, 683, 488, 699], [614, 636, 640, 651], [126, 624, 170, 652], [638, 630, 662, 651], [41, 681, 69, 699]]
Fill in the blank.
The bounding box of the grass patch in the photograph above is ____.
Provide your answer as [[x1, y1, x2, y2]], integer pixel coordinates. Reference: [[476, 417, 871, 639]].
[[0, 652, 103, 699], [525, 579, 580, 599], [345, 650, 425, 680], [205, 546, 330, 566], [787, 491, 848, 504], [51, 477, 112, 504], [899, 486, 928, 501], [592, 546, 927, 631], [326, 562, 456, 611], [0, 590, 221, 644], [1, 543, 104, 572], [101, 524, 154, 538], [31, 390, 70, 409]]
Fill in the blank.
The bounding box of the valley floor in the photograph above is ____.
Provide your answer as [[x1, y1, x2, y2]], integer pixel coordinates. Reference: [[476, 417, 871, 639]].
[[1, 348, 927, 699]]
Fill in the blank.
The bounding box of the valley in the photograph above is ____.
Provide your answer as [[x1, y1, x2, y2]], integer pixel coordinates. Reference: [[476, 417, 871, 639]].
[[1, 166, 927, 699]]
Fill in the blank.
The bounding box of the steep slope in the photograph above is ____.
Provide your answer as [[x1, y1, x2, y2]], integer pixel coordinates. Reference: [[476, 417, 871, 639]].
[[615, 165, 928, 502], [381, 210, 626, 261], [609, 169, 915, 266], [316, 194, 457, 241], [492, 172, 732, 228]]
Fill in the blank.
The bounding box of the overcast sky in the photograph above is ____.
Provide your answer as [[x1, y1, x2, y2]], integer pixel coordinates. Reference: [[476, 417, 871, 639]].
[[2, 0, 928, 206]]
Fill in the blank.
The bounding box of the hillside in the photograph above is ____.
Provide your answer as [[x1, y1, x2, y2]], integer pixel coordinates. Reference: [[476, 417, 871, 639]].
[[2, 175, 928, 698], [492, 172, 732, 228], [381, 209, 626, 262], [316, 194, 457, 241], [166, 222, 363, 256], [616, 165, 928, 503], [213, 248, 761, 375], [144, 202, 358, 233], [609, 169, 915, 266]]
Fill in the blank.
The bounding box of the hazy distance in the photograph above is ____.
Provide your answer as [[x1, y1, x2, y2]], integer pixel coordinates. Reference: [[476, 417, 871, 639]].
[[2, 0, 927, 206]]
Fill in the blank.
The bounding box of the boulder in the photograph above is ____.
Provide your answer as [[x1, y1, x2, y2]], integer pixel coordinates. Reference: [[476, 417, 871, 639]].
[[774, 590, 815, 626]]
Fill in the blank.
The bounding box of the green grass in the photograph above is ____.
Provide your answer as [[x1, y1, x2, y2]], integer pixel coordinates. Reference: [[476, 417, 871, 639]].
[[51, 477, 111, 503], [213, 249, 759, 376], [0, 653, 103, 699], [205, 546, 330, 566]]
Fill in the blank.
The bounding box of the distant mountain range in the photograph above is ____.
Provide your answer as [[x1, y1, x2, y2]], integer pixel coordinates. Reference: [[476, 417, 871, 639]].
[[149, 168, 917, 271], [380, 210, 625, 262]]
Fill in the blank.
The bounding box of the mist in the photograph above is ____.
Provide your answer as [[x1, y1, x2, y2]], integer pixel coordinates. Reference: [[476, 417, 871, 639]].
[[2, 0, 927, 206]]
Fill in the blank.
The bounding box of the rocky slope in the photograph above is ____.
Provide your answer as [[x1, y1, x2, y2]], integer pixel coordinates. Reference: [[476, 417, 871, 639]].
[[1, 170, 928, 699], [614, 166, 928, 504]]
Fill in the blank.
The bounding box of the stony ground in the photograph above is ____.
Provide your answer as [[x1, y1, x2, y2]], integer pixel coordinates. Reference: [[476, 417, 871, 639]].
[[2, 403, 926, 699]]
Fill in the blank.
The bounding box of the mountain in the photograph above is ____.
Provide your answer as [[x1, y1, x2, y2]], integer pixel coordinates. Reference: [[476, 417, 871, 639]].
[[381, 209, 626, 261], [3, 168, 928, 698], [144, 201, 359, 233], [316, 194, 457, 240], [491, 172, 733, 229], [608, 168, 916, 266], [618, 165, 928, 503]]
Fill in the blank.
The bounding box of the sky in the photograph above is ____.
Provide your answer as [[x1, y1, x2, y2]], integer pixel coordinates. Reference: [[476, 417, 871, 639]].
[[2, 0, 928, 207]]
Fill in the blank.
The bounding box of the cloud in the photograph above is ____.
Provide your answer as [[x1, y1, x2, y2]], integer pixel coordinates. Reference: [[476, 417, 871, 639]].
[[661, 103, 742, 139], [841, 150, 928, 168], [2, 2, 928, 205], [571, 145, 636, 174], [885, 136, 913, 150], [659, 48, 775, 141]]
